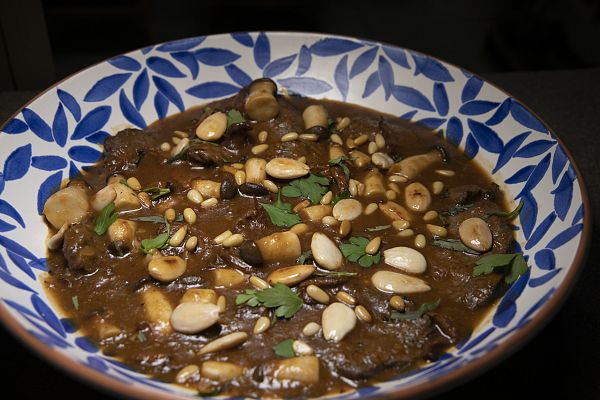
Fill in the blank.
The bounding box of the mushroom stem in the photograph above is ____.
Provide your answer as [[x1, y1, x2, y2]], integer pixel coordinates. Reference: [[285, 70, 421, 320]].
[[245, 78, 279, 121]]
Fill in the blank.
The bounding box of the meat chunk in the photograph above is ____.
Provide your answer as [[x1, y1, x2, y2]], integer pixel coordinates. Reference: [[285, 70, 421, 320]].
[[62, 223, 111, 273], [102, 129, 155, 173], [185, 141, 239, 166]]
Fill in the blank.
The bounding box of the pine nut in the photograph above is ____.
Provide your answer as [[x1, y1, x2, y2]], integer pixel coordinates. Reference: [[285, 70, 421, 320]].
[[432, 181, 444, 195], [349, 179, 358, 197], [336, 291, 356, 305], [368, 141, 378, 154], [392, 219, 411, 230], [293, 340, 314, 356], [172, 136, 181, 144], [297, 156, 307, 163], [214, 230, 233, 244], [250, 275, 270, 290], [398, 228, 415, 237], [183, 208, 197, 224], [222, 233, 244, 247], [251, 144, 269, 155], [355, 305, 372, 322], [357, 183, 365, 196], [253, 316, 271, 334], [351, 150, 370, 167], [390, 295, 405, 310], [354, 134, 369, 146], [330, 133, 343, 145], [389, 175, 408, 183], [174, 130, 189, 138], [320, 191, 333, 205], [187, 189, 203, 204], [423, 210, 438, 222], [337, 116, 351, 130], [165, 208, 176, 222], [185, 236, 198, 251], [235, 170, 246, 186], [426, 224, 447, 237], [346, 138, 356, 149], [138, 192, 152, 208], [217, 295, 226, 312], [232, 163, 244, 169], [365, 237, 381, 255], [181, 288, 217, 305], [175, 364, 200, 383], [298, 133, 318, 141], [302, 322, 321, 336], [262, 179, 278, 193], [339, 220, 351, 237], [169, 225, 188, 247], [293, 199, 311, 213], [375, 133, 386, 149], [290, 223, 309, 235], [322, 216, 338, 226], [281, 132, 299, 142], [364, 203, 378, 215], [126, 177, 141, 191], [435, 169, 455, 177], [388, 182, 401, 193], [306, 285, 330, 304], [201, 198, 218, 208], [414, 234, 426, 249], [160, 142, 171, 152], [222, 165, 237, 175], [258, 130, 268, 143], [385, 189, 397, 200]]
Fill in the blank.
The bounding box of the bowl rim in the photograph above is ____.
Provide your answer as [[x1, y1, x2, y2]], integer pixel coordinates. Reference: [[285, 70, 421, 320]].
[[0, 31, 592, 400]]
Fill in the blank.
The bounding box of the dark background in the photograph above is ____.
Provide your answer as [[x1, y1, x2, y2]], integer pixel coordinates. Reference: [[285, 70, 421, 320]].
[[1, 1, 600, 399]]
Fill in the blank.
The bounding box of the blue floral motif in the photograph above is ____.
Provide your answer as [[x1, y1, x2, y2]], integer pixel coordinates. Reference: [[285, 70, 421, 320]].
[[0, 32, 587, 399]]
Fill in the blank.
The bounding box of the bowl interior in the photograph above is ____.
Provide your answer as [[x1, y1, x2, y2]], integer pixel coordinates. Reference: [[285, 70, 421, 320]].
[[0, 32, 587, 399]]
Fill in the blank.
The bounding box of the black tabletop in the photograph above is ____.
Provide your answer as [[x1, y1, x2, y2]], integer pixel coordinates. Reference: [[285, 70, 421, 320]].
[[1, 68, 599, 399]]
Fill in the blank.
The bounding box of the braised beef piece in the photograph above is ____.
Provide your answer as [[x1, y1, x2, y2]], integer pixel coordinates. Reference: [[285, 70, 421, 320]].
[[185, 141, 239, 166], [61, 223, 110, 274], [102, 128, 155, 174]]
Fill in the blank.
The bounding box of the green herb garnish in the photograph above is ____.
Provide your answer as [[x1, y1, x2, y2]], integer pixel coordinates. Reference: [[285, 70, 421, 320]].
[[140, 232, 169, 254], [235, 283, 304, 319], [339, 236, 381, 268], [281, 174, 330, 204], [390, 299, 440, 320], [328, 156, 353, 177], [367, 225, 391, 232], [137, 331, 147, 342], [331, 191, 351, 205], [438, 203, 473, 225], [119, 178, 131, 189], [273, 339, 295, 358], [94, 202, 118, 235], [297, 250, 313, 265], [129, 214, 183, 224], [483, 201, 524, 221], [473, 253, 528, 284], [71, 296, 79, 310], [260, 192, 301, 228], [141, 187, 171, 200], [327, 118, 337, 131], [226, 109, 245, 127], [313, 270, 358, 278], [431, 238, 480, 255]]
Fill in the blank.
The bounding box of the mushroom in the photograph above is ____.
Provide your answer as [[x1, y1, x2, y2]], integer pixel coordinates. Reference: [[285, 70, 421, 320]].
[[255, 231, 301, 263], [43, 186, 90, 230], [388, 147, 447, 181], [107, 218, 137, 252], [245, 78, 279, 121], [302, 105, 329, 137]]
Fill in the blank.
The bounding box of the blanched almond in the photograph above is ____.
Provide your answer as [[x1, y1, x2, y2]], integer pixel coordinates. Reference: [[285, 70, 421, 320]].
[[267, 265, 315, 286], [459, 217, 493, 252], [332, 198, 363, 221], [383, 246, 427, 274], [371, 270, 431, 294], [322, 302, 356, 342], [311, 232, 343, 270], [404, 182, 431, 212], [170, 302, 220, 334], [195, 112, 227, 141], [265, 157, 310, 179]]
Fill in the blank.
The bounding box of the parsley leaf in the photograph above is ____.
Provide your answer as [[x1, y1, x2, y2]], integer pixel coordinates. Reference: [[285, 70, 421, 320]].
[[129, 214, 183, 223], [235, 283, 304, 319], [438, 203, 473, 225], [331, 191, 351, 205], [431, 238, 481, 255], [328, 156, 353, 177], [473, 253, 528, 284], [483, 201, 524, 221], [390, 299, 440, 320], [281, 174, 330, 204], [367, 225, 391, 232], [141, 187, 171, 200], [313, 270, 358, 278], [226, 109, 245, 127], [94, 202, 118, 235], [137, 331, 147, 342], [260, 193, 301, 228], [140, 232, 169, 253], [71, 296, 79, 310], [339, 236, 381, 267], [273, 339, 295, 358]]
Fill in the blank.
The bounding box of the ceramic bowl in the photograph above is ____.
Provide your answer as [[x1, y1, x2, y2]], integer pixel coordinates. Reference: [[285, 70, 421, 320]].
[[0, 32, 590, 399]]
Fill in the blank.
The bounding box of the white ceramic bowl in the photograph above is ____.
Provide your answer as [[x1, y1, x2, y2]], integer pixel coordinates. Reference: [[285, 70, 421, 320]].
[[0, 32, 590, 399]]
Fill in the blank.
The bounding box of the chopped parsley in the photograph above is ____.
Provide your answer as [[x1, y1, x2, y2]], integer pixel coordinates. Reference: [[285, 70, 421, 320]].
[[130, 214, 183, 224], [141, 187, 171, 200], [438, 203, 473, 225], [339, 236, 381, 268], [331, 191, 351, 205], [235, 283, 304, 319], [313, 270, 358, 278], [94, 202, 118, 235], [281, 174, 330, 204], [431, 238, 481, 255], [140, 232, 169, 253], [391, 299, 440, 320], [71, 296, 79, 310], [473, 253, 528, 284], [260, 192, 301, 228], [273, 339, 295, 358], [328, 156, 353, 177], [297, 250, 313, 265], [226, 109, 245, 127], [484, 201, 524, 221], [137, 331, 147, 342]]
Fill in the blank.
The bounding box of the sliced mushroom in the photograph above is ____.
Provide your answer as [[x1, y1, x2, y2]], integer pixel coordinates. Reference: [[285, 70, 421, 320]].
[[363, 169, 386, 197], [107, 218, 137, 251], [302, 105, 328, 130], [388, 148, 444, 180], [265, 158, 310, 179], [245, 78, 279, 121]]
